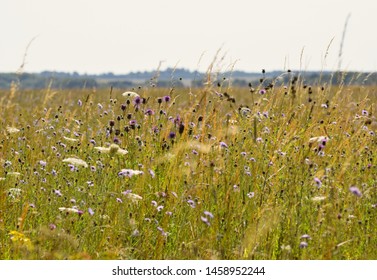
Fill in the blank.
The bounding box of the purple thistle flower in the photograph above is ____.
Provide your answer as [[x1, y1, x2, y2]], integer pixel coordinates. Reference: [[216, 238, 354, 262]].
[[349, 186, 362, 197], [259, 89, 266, 95], [151, 200, 158, 207], [157, 205, 164, 212], [49, 223, 57, 230], [299, 241, 308, 248], [168, 131, 176, 139], [163, 95, 171, 102], [39, 160, 47, 167]]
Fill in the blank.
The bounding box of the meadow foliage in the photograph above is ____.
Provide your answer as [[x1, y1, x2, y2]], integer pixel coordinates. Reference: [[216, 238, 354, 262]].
[[1, 73, 376, 259]]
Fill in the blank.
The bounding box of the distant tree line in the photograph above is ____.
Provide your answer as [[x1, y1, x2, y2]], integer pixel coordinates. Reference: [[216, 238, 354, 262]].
[[0, 69, 376, 90]]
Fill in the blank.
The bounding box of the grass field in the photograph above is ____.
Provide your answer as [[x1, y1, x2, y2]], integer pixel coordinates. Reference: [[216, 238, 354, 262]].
[[1, 74, 377, 260]]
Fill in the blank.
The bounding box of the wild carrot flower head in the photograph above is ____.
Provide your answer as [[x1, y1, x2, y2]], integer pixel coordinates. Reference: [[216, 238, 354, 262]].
[[118, 169, 144, 178], [122, 91, 139, 98], [62, 158, 88, 168]]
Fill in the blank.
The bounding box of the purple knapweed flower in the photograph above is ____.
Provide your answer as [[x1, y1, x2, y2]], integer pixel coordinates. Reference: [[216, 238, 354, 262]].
[[129, 119, 137, 125], [145, 108, 154, 116], [157, 226, 168, 236], [54, 189, 62, 197], [187, 199, 196, 208], [163, 95, 171, 102], [299, 241, 308, 248], [67, 164, 76, 172], [349, 186, 362, 197], [300, 234, 311, 240], [121, 189, 132, 196], [201, 216, 211, 226], [39, 160, 47, 167], [203, 211, 214, 219], [171, 191, 178, 198], [314, 177, 322, 188], [133, 96, 143, 108], [219, 141, 228, 149], [148, 169, 155, 178], [259, 89, 266, 95], [168, 132, 176, 139], [247, 192, 255, 198]]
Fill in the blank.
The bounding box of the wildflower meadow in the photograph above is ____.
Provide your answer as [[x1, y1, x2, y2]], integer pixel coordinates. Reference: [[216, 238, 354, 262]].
[[1, 72, 377, 260]]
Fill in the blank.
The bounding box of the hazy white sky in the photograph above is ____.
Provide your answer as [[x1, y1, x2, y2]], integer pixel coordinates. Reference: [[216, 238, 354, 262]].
[[1, 0, 376, 74]]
